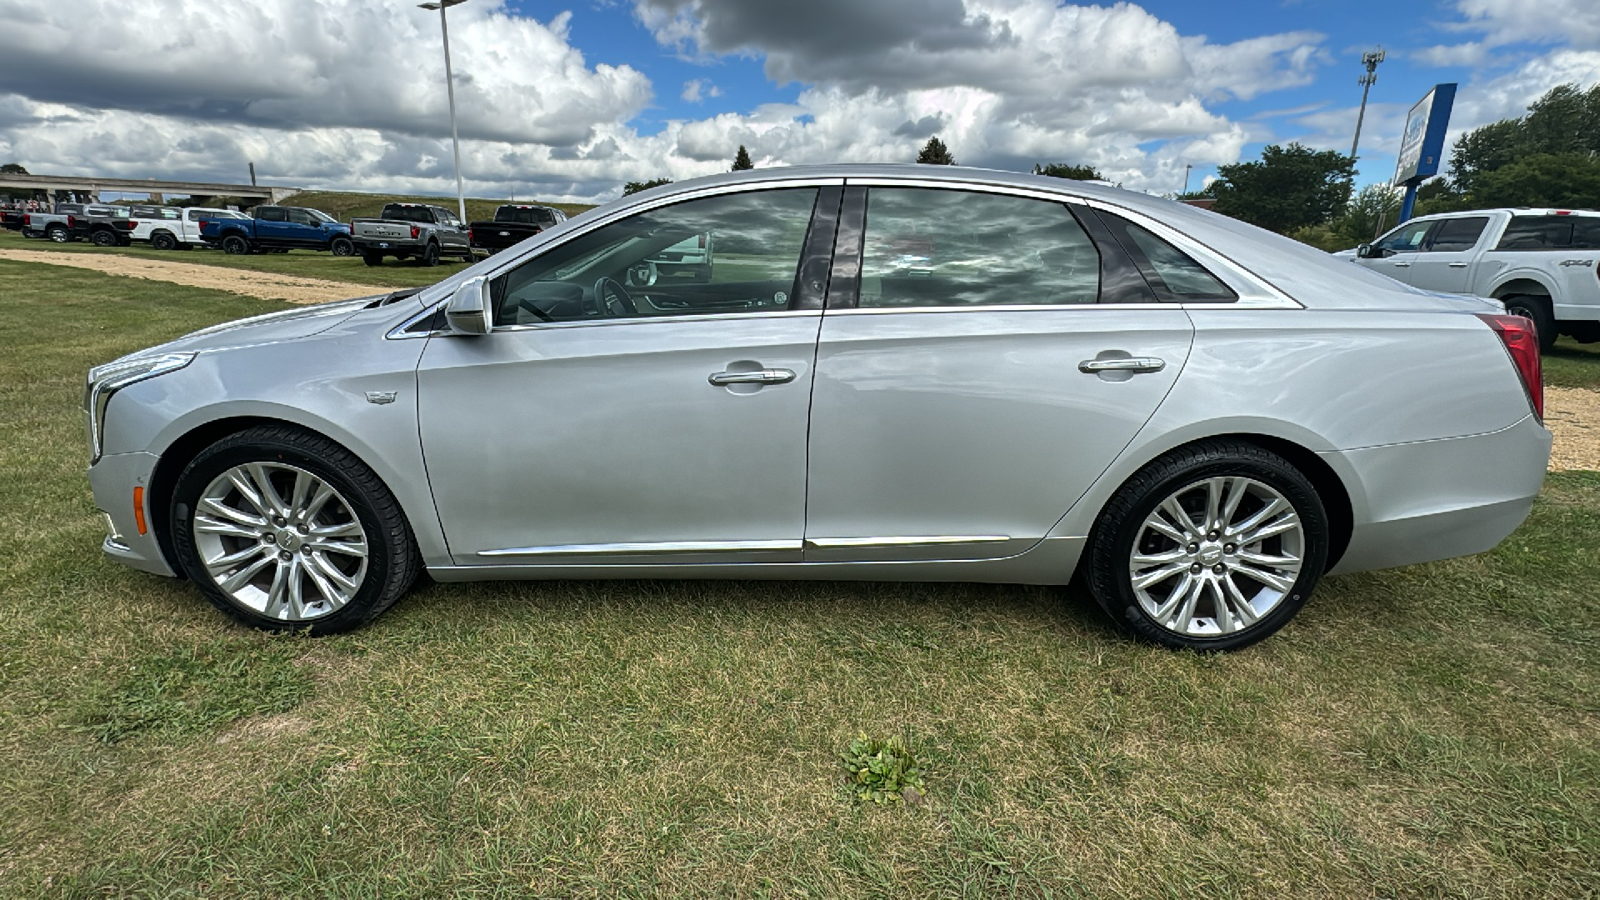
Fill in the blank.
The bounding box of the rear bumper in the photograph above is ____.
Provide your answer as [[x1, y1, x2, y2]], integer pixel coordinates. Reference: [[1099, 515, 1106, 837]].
[[1326, 414, 1551, 575], [87, 450, 176, 578], [352, 236, 429, 253]]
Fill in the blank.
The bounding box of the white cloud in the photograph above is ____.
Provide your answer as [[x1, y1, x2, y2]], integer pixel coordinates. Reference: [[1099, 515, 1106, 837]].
[[1411, 42, 1488, 67], [1444, 0, 1600, 49], [681, 79, 722, 103]]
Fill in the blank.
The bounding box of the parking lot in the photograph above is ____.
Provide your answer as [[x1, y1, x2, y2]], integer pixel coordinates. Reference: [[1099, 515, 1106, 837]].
[[1, 244, 1596, 897]]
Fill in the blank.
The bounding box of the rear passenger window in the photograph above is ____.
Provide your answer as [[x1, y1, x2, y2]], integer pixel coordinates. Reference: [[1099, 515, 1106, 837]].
[[1573, 219, 1600, 250], [1496, 217, 1573, 250], [1426, 216, 1488, 251], [1094, 211, 1237, 302], [858, 188, 1100, 308], [258, 208, 286, 222]]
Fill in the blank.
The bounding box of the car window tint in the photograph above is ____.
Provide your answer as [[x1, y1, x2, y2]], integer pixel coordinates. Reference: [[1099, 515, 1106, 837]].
[[258, 207, 286, 222], [1496, 216, 1572, 250], [288, 210, 319, 226], [1375, 221, 1431, 254], [1426, 216, 1488, 252], [1086, 210, 1236, 302], [492, 188, 819, 326], [1572, 218, 1600, 250], [857, 188, 1099, 308]]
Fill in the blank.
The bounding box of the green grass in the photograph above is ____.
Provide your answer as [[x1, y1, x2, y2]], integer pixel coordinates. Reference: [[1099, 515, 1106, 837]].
[[1545, 336, 1600, 389], [2, 260, 1599, 897]]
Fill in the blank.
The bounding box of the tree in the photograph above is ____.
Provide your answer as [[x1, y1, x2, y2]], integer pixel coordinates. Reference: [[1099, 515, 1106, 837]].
[[0, 163, 26, 175], [1448, 83, 1600, 198], [916, 136, 956, 165], [622, 178, 672, 196], [1207, 143, 1355, 234], [1033, 163, 1103, 181], [1472, 153, 1600, 210], [731, 145, 754, 171]]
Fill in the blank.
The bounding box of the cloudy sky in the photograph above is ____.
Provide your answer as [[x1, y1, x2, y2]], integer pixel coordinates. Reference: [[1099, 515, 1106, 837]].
[[0, 0, 1597, 204]]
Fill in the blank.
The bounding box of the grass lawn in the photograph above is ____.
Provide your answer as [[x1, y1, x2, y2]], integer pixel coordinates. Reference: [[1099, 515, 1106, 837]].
[[1545, 336, 1600, 390], [1, 260, 1598, 897]]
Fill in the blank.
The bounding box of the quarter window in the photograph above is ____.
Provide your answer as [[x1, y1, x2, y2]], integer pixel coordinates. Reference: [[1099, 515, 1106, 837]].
[[1425, 216, 1488, 252], [493, 188, 819, 325], [1093, 211, 1237, 301], [857, 188, 1100, 308]]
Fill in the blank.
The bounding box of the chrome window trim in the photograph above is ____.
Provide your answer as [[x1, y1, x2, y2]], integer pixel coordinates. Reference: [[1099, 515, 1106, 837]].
[[479, 539, 801, 557], [492, 309, 822, 334], [389, 176, 846, 339], [805, 535, 1010, 548], [843, 176, 1302, 310]]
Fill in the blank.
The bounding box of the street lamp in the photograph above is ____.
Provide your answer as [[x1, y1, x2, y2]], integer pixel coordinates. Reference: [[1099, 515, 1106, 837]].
[[419, 0, 468, 224]]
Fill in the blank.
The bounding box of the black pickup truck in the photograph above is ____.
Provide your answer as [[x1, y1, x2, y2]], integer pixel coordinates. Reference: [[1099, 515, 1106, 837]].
[[54, 203, 138, 246], [467, 204, 568, 255]]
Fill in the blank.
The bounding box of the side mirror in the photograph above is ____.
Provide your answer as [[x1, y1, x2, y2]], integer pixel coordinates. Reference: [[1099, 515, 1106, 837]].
[[1356, 243, 1377, 259], [445, 276, 493, 335]]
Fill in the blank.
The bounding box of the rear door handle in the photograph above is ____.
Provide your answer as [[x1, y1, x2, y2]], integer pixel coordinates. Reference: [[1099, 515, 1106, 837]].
[[1448, 262, 1468, 268], [1078, 357, 1166, 374], [1392, 262, 1411, 267], [709, 368, 796, 386]]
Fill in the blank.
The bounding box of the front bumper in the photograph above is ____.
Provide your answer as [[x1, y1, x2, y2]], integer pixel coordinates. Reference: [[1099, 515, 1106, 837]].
[[87, 450, 176, 577], [1326, 414, 1552, 575]]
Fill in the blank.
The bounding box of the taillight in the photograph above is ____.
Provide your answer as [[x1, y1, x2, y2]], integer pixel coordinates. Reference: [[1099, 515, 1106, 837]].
[[127, 220, 138, 228], [67, 216, 76, 228], [467, 227, 474, 243], [410, 225, 420, 239], [698, 234, 706, 248], [22, 214, 29, 225], [1477, 313, 1544, 421]]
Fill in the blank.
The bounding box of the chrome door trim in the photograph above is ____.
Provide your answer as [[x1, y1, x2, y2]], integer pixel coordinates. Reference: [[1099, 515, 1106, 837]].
[[805, 535, 1010, 549], [708, 368, 797, 386], [1079, 356, 1166, 373], [478, 539, 802, 558]]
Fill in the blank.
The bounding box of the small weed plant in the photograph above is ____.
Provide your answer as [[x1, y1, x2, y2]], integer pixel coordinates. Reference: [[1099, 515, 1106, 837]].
[[841, 733, 926, 805]]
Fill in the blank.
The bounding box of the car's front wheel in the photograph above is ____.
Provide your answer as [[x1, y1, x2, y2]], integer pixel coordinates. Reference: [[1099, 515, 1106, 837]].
[[171, 425, 420, 635], [1084, 440, 1329, 651], [330, 237, 355, 257]]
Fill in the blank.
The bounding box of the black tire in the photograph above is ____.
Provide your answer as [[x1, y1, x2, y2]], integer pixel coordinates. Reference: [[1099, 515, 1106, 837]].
[[222, 235, 250, 255], [330, 237, 355, 257], [1083, 440, 1330, 651], [362, 250, 383, 267], [90, 229, 118, 247], [170, 425, 421, 636], [151, 231, 178, 251], [1501, 295, 1557, 353], [46, 224, 68, 243], [419, 241, 440, 267]]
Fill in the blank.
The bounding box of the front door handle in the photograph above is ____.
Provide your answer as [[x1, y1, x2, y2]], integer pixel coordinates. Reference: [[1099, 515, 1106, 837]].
[[1448, 262, 1468, 268], [1078, 357, 1166, 374], [709, 368, 796, 386], [1392, 261, 1411, 267]]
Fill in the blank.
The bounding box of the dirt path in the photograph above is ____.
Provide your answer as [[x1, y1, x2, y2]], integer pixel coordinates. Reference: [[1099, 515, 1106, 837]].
[[0, 249, 388, 304], [1545, 387, 1600, 472]]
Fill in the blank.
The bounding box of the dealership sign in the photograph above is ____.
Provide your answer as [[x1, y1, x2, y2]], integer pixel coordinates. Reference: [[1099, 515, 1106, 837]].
[[1393, 83, 1457, 187]]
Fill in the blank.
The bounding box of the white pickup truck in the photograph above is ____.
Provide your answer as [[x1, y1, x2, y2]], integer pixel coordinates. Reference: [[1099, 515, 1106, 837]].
[[129, 206, 248, 250], [1347, 208, 1600, 350]]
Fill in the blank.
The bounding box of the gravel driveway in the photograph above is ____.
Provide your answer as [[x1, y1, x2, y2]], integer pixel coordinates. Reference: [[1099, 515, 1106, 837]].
[[0, 249, 388, 304]]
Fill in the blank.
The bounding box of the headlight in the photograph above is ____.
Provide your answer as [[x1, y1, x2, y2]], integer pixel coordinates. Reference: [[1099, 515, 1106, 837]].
[[84, 352, 195, 463]]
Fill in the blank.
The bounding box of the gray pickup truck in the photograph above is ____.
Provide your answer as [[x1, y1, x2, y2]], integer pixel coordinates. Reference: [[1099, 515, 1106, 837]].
[[349, 203, 473, 267]]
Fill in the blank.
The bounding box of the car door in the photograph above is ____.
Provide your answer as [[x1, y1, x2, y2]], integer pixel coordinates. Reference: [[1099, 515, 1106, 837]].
[[416, 182, 840, 565], [434, 207, 468, 253], [253, 207, 294, 245], [285, 208, 326, 248], [1409, 215, 1490, 294], [1360, 220, 1433, 284], [802, 185, 1197, 562]]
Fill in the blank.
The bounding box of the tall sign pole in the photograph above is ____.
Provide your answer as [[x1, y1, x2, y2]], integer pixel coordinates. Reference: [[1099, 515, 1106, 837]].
[[1392, 84, 1457, 224], [1351, 49, 1385, 162]]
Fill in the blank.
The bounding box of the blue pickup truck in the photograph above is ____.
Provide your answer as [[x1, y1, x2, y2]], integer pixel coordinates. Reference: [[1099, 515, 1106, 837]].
[[200, 205, 356, 256]]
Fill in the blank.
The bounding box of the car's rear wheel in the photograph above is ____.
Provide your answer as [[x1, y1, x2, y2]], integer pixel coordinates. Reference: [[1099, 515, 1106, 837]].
[[330, 237, 355, 257], [46, 224, 68, 243], [1501, 295, 1557, 353], [170, 425, 420, 635], [1084, 440, 1329, 651], [151, 231, 177, 251], [91, 229, 118, 247], [419, 241, 440, 267], [222, 235, 250, 255], [362, 250, 383, 267]]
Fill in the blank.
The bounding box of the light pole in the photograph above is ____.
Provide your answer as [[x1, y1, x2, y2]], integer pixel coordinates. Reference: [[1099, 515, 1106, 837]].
[[1350, 48, 1385, 163], [420, 0, 468, 224], [1180, 163, 1192, 196]]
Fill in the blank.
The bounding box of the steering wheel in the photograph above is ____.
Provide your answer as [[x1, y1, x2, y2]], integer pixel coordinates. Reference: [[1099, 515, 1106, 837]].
[[590, 277, 639, 318]]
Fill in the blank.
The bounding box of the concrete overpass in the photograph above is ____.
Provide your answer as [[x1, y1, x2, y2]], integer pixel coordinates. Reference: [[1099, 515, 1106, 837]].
[[0, 173, 299, 205]]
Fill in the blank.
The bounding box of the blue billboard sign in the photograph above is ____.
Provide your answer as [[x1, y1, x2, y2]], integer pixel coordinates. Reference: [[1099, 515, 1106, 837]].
[[1393, 83, 1457, 187]]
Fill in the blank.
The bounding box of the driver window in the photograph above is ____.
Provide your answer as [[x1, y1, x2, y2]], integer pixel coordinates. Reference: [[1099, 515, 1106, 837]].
[[1373, 221, 1431, 255], [492, 188, 819, 326]]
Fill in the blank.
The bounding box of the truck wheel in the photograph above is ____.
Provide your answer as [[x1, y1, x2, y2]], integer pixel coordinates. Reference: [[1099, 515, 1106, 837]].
[[420, 242, 440, 267], [330, 237, 355, 257], [362, 251, 383, 267], [91, 229, 118, 247], [222, 235, 250, 255], [46, 224, 68, 243], [151, 231, 178, 251], [1502, 295, 1556, 352]]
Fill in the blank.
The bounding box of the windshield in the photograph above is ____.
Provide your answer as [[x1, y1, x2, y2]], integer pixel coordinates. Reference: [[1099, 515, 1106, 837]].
[[383, 206, 435, 223], [308, 209, 336, 223], [495, 207, 556, 226]]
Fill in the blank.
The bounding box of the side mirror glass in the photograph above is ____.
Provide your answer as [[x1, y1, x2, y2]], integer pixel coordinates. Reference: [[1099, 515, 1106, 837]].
[[1356, 243, 1381, 259], [445, 276, 493, 335]]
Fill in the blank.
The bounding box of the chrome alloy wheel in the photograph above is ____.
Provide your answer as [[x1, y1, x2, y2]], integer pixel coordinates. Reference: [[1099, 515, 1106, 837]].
[[1127, 476, 1304, 637], [193, 462, 369, 621]]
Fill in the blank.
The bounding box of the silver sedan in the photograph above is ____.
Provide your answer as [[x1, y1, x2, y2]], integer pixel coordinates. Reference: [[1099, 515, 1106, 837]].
[[85, 165, 1551, 650]]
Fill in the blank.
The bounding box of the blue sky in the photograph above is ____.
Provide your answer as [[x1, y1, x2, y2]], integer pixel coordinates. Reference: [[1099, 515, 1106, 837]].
[[0, 0, 1595, 202]]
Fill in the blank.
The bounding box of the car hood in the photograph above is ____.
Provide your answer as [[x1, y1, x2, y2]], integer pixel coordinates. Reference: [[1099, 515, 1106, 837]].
[[131, 294, 385, 358]]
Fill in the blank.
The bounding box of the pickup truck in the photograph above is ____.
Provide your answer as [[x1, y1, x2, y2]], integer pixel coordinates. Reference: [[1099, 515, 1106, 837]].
[[1345, 208, 1600, 350], [129, 205, 247, 250], [200, 205, 356, 256], [467, 204, 567, 255], [22, 203, 136, 245], [350, 202, 473, 266], [0, 208, 24, 231]]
